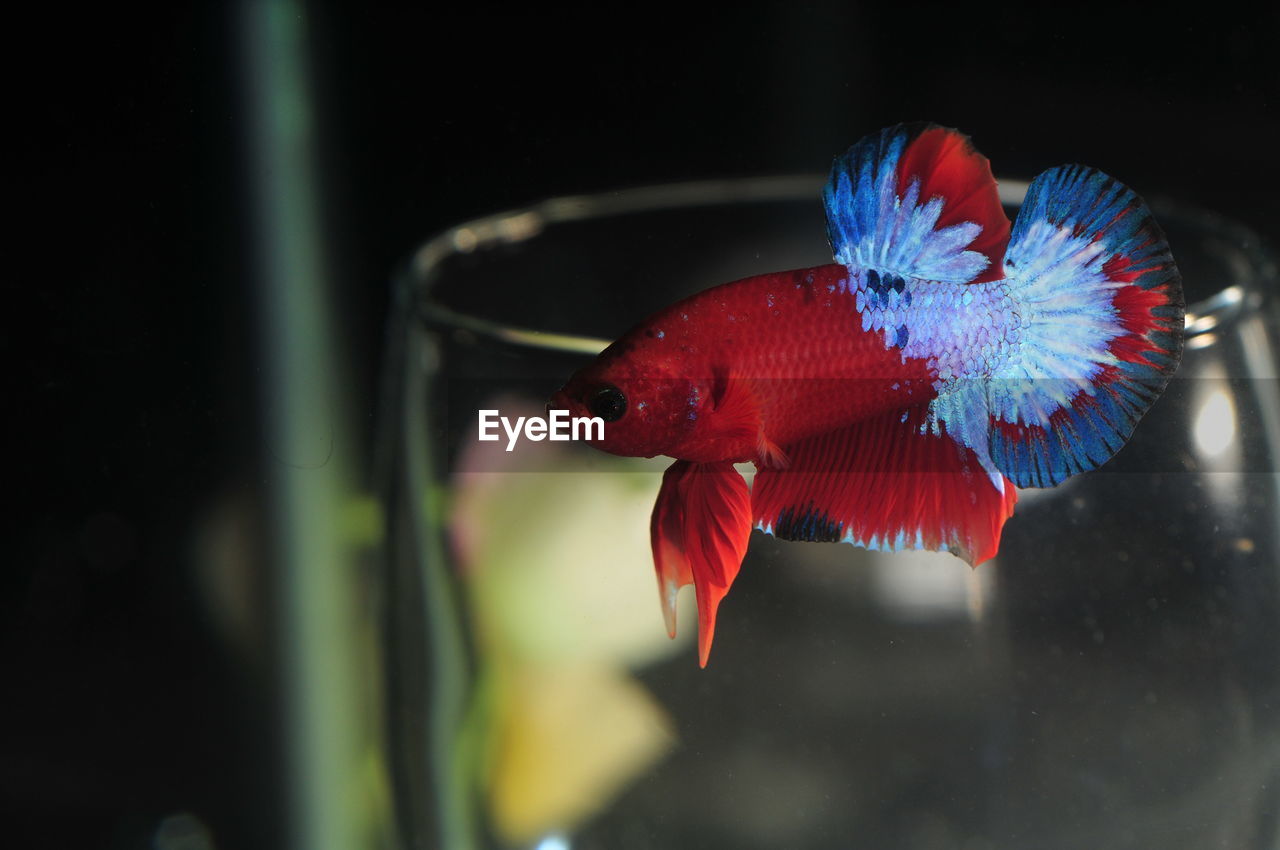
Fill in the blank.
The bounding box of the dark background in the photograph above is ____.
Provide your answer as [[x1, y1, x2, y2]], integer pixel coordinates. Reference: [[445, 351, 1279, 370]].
[[10, 3, 1277, 848]]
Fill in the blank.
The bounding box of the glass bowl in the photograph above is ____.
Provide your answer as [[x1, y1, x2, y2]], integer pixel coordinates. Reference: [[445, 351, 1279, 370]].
[[376, 176, 1280, 850]]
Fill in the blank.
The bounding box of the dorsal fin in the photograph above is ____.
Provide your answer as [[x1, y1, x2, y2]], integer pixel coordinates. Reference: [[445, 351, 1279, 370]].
[[824, 123, 1010, 284]]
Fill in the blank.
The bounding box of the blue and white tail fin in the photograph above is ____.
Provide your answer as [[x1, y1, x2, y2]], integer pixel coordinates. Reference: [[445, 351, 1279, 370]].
[[987, 165, 1185, 487]]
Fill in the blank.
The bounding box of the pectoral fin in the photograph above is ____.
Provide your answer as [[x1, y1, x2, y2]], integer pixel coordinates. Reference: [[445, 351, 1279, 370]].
[[709, 372, 788, 468]]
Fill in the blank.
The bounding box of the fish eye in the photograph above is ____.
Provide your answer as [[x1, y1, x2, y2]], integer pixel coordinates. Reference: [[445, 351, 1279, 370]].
[[588, 385, 627, 422]]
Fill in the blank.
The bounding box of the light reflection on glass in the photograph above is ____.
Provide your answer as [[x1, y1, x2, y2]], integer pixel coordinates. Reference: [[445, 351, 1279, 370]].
[[534, 835, 570, 850], [1183, 284, 1244, 334], [1185, 331, 1218, 350], [1194, 388, 1237, 458]]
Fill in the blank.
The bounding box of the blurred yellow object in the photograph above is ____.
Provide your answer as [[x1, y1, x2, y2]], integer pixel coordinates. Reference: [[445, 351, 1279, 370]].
[[458, 469, 692, 667], [486, 662, 671, 844], [450, 400, 690, 844]]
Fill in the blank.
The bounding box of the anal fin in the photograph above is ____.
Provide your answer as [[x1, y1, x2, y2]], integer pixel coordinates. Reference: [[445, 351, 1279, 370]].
[[752, 407, 1018, 565]]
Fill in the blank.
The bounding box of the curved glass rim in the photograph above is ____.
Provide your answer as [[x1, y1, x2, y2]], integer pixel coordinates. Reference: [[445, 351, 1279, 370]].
[[404, 175, 1272, 356]]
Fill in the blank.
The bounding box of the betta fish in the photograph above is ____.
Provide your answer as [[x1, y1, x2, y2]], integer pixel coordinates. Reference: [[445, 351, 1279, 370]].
[[550, 123, 1184, 666]]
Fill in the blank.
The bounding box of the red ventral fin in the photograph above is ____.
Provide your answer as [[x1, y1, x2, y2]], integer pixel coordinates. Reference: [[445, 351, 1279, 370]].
[[751, 407, 1018, 566], [897, 125, 1011, 283], [651, 459, 753, 667]]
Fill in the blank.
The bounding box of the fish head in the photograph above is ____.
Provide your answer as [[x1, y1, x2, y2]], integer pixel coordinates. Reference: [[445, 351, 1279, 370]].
[[549, 339, 702, 459]]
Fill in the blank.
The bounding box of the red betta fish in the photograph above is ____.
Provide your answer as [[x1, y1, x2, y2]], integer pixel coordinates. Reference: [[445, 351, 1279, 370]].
[[550, 124, 1184, 666]]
